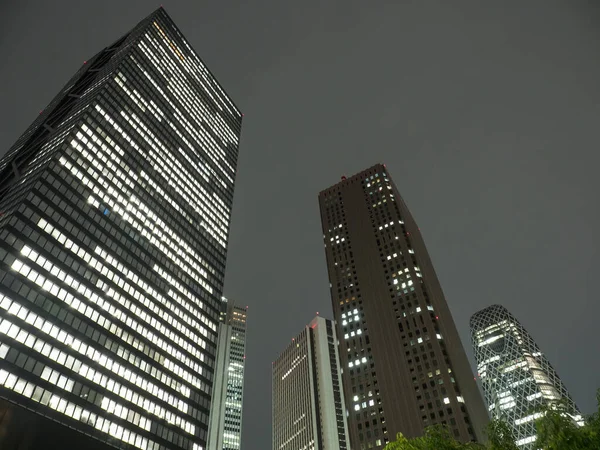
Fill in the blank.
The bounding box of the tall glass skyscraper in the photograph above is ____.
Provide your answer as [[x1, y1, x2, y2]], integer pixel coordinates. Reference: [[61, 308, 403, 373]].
[[272, 316, 350, 450], [318, 164, 488, 449], [470, 305, 583, 449], [207, 297, 247, 450], [0, 7, 242, 450]]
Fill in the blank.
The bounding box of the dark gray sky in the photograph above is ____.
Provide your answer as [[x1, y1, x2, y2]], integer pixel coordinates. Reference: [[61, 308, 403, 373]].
[[1, 1, 599, 449]]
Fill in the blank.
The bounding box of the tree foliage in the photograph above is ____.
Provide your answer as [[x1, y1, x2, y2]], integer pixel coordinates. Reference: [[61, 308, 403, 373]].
[[533, 390, 600, 450], [486, 420, 519, 450], [384, 425, 485, 450], [384, 389, 600, 450]]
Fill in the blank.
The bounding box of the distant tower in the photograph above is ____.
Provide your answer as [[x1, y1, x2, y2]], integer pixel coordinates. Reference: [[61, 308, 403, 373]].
[[318, 164, 488, 448], [207, 298, 247, 450], [0, 7, 242, 450], [272, 316, 350, 450], [470, 305, 583, 449]]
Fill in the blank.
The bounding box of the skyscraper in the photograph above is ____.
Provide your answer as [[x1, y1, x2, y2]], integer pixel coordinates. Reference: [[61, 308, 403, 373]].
[[318, 164, 488, 449], [0, 7, 242, 450], [470, 304, 583, 449], [272, 316, 350, 450], [207, 297, 247, 450]]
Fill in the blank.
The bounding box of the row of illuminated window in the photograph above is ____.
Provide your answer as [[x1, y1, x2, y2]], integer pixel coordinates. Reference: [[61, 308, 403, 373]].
[[114, 73, 150, 117], [126, 51, 232, 203], [477, 355, 501, 369], [114, 72, 166, 122], [408, 334, 443, 347], [119, 105, 230, 238], [137, 35, 234, 186], [31, 220, 210, 372], [515, 412, 544, 426], [371, 197, 391, 208], [92, 244, 214, 336], [60, 144, 217, 298], [167, 20, 242, 123], [63, 134, 207, 276], [378, 220, 403, 231], [39, 363, 156, 431], [280, 354, 307, 381], [76, 121, 227, 269], [81, 110, 221, 279], [0, 309, 194, 433], [9, 255, 206, 393], [353, 399, 376, 411], [29, 176, 218, 334], [37, 219, 211, 358], [341, 309, 359, 319], [393, 268, 421, 281], [0, 129, 72, 213], [348, 357, 368, 368], [153, 265, 216, 330], [146, 26, 238, 169], [393, 279, 414, 289], [167, 121, 231, 220], [138, 169, 193, 227], [325, 224, 344, 235], [515, 435, 536, 446], [474, 320, 509, 337], [478, 334, 505, 348], [155, 26, 241, 140], [0, 367, 159, 450], [139, 141, 229, 248], [6, 235, 206, 398], [503, 361, 528, 373], [344, 329, 363, 340]]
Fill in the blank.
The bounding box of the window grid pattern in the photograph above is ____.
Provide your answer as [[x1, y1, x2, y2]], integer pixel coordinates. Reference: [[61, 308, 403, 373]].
[[272, 329, 316, 450], [207, 298, 247, 450], [321, 190, 384, 450], [362, 172, 471, 440], [319, 165, 488, 448], [0, 7, 241, 450], [272, 317, 349, 450]]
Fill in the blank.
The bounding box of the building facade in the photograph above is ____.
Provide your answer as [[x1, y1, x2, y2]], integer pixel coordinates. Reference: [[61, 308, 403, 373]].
[[470, 304, 583, 449], [0, 7, 242, 450], [318, 164, 489, 449], [272, 316, 349, 450], [207, 298, 247, 450]]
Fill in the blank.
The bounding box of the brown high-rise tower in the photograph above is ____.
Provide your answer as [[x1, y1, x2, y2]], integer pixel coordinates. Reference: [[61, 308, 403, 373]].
[[318, 164, 488, 449]]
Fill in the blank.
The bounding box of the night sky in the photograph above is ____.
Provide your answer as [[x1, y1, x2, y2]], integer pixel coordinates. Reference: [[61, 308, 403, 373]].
[[1, 1, 599, 449]]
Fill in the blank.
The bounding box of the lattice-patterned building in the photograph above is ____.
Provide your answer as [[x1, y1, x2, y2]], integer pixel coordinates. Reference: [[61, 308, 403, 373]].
[[470, 305, 583, 449], [0, 7, 242, 450]]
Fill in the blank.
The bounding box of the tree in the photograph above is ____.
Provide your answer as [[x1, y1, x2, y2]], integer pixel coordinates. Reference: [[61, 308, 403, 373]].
[[383, 421, 517, 450], [384, 425, 485, 450], [486, 420, 518, 450], [534, 390, 600, 450], [384, 389, 600, 450]]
